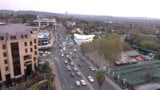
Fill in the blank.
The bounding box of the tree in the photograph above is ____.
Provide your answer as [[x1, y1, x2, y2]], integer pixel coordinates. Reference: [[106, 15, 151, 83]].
[[155, 51, 160, 60], [96, 70, 105, 90], [98, 34, 123, 66]]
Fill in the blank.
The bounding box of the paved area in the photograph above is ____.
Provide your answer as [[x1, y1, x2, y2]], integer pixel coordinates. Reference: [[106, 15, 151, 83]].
[[136, 83, 160, 90]]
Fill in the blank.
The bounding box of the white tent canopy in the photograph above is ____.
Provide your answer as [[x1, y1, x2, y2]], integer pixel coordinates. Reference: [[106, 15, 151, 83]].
[[74, 34, 95, 45]]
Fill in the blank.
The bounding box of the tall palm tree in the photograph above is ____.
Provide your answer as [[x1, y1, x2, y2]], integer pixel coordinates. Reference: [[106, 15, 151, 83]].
[[96, 70, 105, 90]]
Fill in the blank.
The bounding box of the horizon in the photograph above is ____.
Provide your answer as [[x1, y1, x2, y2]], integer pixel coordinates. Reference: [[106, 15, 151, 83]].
[[1, 0, 160, 19]]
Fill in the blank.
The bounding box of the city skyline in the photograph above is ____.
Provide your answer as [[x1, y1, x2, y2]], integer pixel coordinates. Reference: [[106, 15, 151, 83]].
[[1, 0, 160, 18]]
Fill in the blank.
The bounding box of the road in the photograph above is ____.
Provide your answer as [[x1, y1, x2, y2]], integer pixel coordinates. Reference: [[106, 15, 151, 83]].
[[41, 23, 118, 90]]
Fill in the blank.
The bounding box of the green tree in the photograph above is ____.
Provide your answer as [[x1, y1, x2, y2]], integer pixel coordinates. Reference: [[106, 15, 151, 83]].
[[155, 51, 160, 60], [98, 34, 123, 66], [96, 70, 105, 90]]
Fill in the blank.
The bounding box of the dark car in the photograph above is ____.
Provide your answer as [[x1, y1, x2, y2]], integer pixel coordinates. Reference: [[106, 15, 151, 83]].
[[71, 72, 76, 77]]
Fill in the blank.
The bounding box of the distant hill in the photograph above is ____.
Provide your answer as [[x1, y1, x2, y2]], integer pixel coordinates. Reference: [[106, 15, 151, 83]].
[[1, 10, 160, 24]]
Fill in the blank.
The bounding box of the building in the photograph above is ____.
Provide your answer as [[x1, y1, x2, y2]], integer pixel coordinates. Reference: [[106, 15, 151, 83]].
[[0, 24, 38, 86], [74, 34, 95, 45], [37, 30, 54, 49], [33, 17, 56, 27]]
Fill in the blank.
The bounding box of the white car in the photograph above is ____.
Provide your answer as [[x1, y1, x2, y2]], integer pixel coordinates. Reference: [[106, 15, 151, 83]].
[[42, 53, 47, 57], [73, 49, 77, 52], [69, 52, 72, 55], [66, 54, 69, 58], [76, 71, 81, 77], [80, 80, 87, 86], [89, 66, 96, 71], [70, 62, 74, 66], [61, 53, 64, 57], [66, 66, 71, 71], [64, 60, 68, 64], [75, 80, 81, 86], [87, 76, 94, 82], [73, 67, 78, 72], [60, 50, 63, 53]]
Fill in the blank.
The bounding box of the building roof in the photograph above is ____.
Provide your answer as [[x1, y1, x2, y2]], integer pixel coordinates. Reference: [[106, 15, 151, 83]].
[[0, 24, 33, 33], [33, 18, 56, 23], [126, 50, 140, 57], [74, 34, 95, 40]]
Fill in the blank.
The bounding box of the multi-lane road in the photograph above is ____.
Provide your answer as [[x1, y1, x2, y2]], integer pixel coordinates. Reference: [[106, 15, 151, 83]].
[[41, 23, 118, 90]]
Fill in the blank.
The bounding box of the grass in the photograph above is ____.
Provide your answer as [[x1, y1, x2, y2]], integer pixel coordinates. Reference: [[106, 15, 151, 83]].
[[28, 80, 47, 90]]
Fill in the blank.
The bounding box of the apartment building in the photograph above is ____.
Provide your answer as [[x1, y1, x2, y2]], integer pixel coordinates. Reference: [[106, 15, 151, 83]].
[[0, 24, 38, 86]]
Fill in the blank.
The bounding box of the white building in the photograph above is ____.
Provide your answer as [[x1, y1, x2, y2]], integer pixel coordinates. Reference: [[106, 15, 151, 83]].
[[74, 34, 95, 45]]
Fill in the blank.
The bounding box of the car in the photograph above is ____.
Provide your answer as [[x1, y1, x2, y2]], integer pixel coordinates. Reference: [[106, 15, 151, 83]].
[[80, 57, 85, 61], [70, 62, 74, 66], [46, 51, 51, 55], [89, 66, 96, 71], [87, 76, 94, 82], [73, 67, 78, 72], [66, 54, 69, 58], [75, 80, 81, 86], [71, 72, 76, 77], [69, 52, 72, 55], [80, 80, 87, 86], [39, 51, 43, 54], [66, 66, 71, 71], [42, 53, 47, 57], [64, 60, 68, 64], [78, 63, 82, 67], [76, 71, 81, 77], [60, 50, 63, 53], [61, 53, 64, 57], [73, 49, 77, 52]]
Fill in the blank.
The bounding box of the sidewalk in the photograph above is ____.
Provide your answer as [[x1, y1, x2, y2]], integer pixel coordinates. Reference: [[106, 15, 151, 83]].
[[49, 61, 62, 90]]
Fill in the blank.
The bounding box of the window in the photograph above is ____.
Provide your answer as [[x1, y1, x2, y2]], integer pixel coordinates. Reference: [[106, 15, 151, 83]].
[[3, 52, 7, 57], [25, 49, 28, 53], [10, 36, 16, 40], [2, 44, 6, 49], [34, 57, 36, 61], [35, 51, 37, 55], [30, 41, 32, 46], [24, 42, 27, 46], [30, 31, 33, 34], [21, 35, 24, 39], [24, 55, 31, 60], [0, 36, 4, 40], [25, 34, 28, 38], [30, 48, 33, 52], [4, 59, 8, 64], [34, 45, 37, 49], [5, 67, 8, 71], [34, 39, 37, 43]]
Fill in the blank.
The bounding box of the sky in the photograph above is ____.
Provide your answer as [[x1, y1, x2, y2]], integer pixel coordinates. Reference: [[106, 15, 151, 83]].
[[1, 0, 160, 18]]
